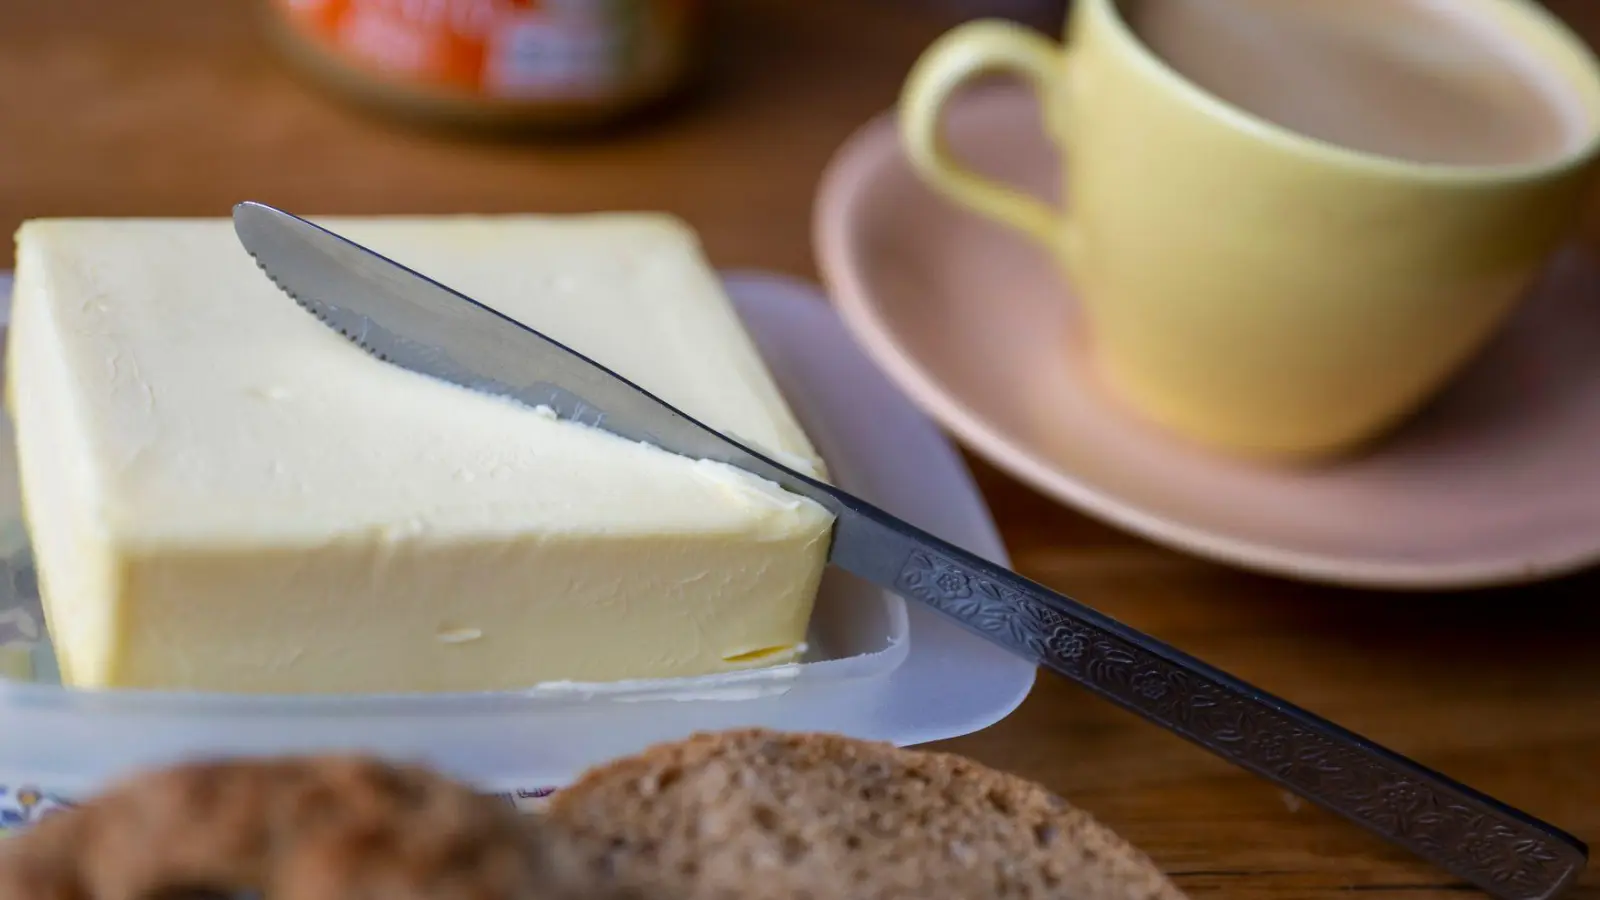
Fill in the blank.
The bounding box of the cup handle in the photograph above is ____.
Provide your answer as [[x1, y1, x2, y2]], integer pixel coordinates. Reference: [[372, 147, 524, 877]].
[[899, 20, 1067, 249]]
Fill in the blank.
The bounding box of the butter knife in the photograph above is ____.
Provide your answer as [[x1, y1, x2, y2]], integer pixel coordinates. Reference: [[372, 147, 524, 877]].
[[233, 201, 1585, 900]]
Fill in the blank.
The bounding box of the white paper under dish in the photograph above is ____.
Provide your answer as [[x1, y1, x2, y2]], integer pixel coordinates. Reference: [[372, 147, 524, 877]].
[[0, 271, 1034, 824]]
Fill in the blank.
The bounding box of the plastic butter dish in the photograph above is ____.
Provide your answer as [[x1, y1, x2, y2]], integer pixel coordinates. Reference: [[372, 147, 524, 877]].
[[0, 271, 1035, 826]]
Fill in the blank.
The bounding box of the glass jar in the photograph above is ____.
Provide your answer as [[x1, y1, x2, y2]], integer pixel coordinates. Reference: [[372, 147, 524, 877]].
[[262, 0, 705, 132]]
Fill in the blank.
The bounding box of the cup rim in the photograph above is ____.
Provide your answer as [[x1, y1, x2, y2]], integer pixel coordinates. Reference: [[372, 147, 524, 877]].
[[1094, 0, 1600, 183]]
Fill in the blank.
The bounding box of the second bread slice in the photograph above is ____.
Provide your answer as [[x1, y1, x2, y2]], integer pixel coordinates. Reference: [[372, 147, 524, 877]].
[[546, 728, 1187, 900]]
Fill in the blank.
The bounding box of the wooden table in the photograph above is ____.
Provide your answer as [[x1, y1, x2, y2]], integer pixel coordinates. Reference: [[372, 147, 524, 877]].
[[3, 1, 1597, 897]]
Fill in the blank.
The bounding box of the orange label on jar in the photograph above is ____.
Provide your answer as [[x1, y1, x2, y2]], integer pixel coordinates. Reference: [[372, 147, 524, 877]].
[[274, 0, 696, 99]]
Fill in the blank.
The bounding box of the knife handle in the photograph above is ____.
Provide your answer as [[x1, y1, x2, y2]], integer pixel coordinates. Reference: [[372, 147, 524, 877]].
[[849, 514, 1586, 900]]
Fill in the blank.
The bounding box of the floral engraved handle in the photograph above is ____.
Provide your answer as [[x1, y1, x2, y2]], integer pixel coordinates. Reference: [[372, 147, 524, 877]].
[[894, 549, 1587, 900]]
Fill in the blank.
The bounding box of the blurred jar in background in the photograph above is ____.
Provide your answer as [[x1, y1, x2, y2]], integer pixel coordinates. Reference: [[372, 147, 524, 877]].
[[262, 0, 704, 132]]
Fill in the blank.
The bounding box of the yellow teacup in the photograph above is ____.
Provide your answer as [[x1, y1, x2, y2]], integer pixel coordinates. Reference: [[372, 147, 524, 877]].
[[899, 0, 1600, 460]]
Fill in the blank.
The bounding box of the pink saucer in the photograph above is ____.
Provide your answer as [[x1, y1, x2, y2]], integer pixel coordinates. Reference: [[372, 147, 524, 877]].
[[815, 84, 1600, 590]]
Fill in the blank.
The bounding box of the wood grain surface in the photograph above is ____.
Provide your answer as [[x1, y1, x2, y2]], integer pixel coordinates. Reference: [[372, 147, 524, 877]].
[[3, 1, 1597, 897]]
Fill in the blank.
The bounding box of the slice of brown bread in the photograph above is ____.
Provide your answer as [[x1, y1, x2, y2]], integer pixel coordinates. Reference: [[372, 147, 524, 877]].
[[544, 729, 1187, 900], [0, 754, 632, 900]]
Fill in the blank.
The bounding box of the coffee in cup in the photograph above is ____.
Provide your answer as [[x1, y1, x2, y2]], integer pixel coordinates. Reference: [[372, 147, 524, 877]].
[[1124, 0, 1588, 167]]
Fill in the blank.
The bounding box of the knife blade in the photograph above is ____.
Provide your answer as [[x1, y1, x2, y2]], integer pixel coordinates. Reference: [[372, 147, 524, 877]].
[[233, 201, 1585, 900]]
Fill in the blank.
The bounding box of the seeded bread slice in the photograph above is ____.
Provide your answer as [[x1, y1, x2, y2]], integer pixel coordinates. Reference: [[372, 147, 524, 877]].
[[545, 729, 1187, 900]]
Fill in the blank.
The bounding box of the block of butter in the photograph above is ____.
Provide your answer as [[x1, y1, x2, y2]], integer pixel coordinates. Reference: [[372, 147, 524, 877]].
[[5, 215, 835, 693]]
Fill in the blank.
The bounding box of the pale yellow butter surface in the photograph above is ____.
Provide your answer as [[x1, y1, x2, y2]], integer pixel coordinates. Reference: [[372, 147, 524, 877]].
[[6, 215, 834, 693]]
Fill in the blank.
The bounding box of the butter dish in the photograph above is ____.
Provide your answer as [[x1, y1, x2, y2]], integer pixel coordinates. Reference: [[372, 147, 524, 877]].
[[0, 271, 1035, 815]]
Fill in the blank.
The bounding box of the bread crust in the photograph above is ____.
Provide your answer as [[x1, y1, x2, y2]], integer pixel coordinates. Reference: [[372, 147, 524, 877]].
[[0, 755, 554, 900], [548, 728, 1187, 900]]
